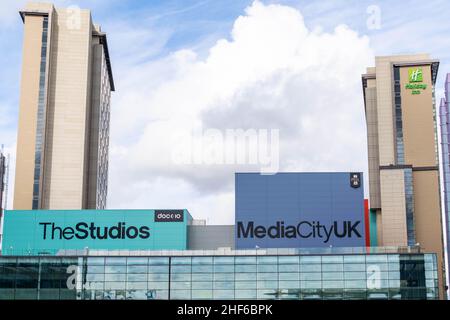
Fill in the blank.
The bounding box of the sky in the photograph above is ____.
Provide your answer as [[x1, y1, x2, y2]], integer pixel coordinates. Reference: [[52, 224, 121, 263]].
[[1, 0, 450, 225]]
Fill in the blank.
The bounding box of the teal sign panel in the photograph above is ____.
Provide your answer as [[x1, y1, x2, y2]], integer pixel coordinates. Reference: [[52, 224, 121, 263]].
[[2, 209, 192, 255]]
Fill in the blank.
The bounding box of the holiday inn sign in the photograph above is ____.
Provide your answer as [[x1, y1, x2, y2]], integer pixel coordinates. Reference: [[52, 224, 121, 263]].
[[405, 67, 427, 95]]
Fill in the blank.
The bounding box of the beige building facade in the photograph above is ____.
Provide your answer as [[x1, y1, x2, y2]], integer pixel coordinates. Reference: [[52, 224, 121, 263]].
[[362, 54, 446, 298], [14, 2, 114, 210]]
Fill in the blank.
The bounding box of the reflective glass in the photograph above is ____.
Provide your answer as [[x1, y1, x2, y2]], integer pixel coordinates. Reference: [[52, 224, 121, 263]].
[[213, 257, 234, 265], [148, 258, 169, 265], [343, 255, 365, 263], [192, 273, 212, 282], [235, 290, 257, 299], [105, 257, 126, 265], [213, 290, 234, 299], [257, 256, 277, 264], [322, 273, 344, 280], [257, 273, 278, 281], [105, 265, 126, 274], [235, 273, 256, 281], [171, 282, 191, 290], [0, 254, 438, 300], [86, 273, 104, 282], [214, 282, 234, 290], [345, 280, 366, 289], [192, 290, 212, 299], [257, 280, 278, 289], [214, 273, 234, 281], [127, 265, 147, 274], [127, 258, 148, 265], [300, 256, 321, 264], [301, 264, 322, 272], [235, 264, 256, 273], [257, 265, 277, 273], [87, 258, 105, 265], [148, 266, 169, 273], [344, 264, 366, 272], [192, 282, 213, 290], [172, 257, 191, 265], [147, 282, 168, 290], [235, 257, 256, 264], [279, 281, 300, 289], [322, 256, 343, 264], [104, 282, 126, 290], [235, 281, 257, 289], [300, 273, 321, 281], [171, 273, 191, 281], [170, 290, 191, 299], [344, 272, 366, 280], [322, 280, 344, 289], [278, 256, 299, 264], [192, 265, 213, 273], [366, 255, 388, 263], [171, 265, 191, 273], [192, 257, 213, 265], [279, 264, 299, 272], [127, 274, 147, 282], [302, 281, 322, 289], [126, 282, 147, 290], [322, 264, 343, 272], [278, 273, 299, 281]]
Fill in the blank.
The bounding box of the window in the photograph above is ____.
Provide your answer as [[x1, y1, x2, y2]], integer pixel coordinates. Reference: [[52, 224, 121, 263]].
[[148, 257, 169, 265]]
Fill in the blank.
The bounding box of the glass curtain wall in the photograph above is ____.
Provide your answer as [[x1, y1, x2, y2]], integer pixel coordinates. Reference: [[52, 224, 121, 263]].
[[0, 254, 438, 300]]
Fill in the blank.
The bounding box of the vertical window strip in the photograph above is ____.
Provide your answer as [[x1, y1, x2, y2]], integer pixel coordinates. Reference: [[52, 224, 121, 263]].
[[32, 17, 49, 209], [404, 169, 416, 246], [393, 67, 404, 165]]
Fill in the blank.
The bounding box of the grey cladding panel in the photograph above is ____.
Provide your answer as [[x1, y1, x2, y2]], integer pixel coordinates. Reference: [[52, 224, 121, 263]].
[[188, 225, 235, 250]]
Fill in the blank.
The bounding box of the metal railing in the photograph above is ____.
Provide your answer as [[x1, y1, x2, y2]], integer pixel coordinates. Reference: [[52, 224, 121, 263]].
[[0, 246, 423, 257]]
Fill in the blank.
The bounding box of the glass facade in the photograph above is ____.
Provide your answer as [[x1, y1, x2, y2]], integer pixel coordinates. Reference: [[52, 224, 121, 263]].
[[32, 16, 49, 210], [403, 168, 416, 246], [439, 73, 450, 289], [95, 46, 111, 209], [0, 253, 438, 300], [394, 66, 405, 165], [393, 66, 417, 246]]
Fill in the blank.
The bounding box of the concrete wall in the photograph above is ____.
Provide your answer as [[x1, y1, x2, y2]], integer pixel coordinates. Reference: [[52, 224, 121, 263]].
[[13, 15, 45, 209], [379, 168, 408, 246], [188, 225, 234, 250], [374, 54, 430, 166], [43, 8, 93, 209], [365, 79, 381, 209]]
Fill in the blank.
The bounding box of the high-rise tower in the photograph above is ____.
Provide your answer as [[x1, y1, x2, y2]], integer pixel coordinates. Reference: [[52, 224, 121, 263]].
[[438, 73, 450, 297], [362, 54, 446, 298], [14, 2, 114, 210]]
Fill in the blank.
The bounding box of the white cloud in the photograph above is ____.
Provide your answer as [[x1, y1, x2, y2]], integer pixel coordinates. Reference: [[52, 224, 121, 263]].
[[108, 1, 374, 224]]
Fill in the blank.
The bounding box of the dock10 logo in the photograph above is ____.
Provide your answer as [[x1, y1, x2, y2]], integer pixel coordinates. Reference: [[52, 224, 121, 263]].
[[154, 210, 184, 222]]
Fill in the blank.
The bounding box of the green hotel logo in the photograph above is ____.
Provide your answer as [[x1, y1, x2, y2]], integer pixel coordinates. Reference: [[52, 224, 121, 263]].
[[406, 67, 426, 94], [409, 68, 423, 83]]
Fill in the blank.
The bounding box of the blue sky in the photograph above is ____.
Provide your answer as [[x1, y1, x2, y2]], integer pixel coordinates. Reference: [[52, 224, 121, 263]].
[[1, 0, 450, 223]]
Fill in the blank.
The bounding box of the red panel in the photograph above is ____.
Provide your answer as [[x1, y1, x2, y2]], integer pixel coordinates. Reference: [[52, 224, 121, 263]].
[[364, 199, 370, 247]]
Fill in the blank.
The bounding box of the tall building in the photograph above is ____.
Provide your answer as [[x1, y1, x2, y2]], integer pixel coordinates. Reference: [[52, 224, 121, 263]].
[[362, 54, 446, 298], [14, 2, 114, 210], [439, 73, 450, 293]]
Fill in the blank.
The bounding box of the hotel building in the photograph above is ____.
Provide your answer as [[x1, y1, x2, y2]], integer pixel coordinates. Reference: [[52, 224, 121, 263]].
[[13, 2, 114, 210], [362, 54, 446, 298]]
